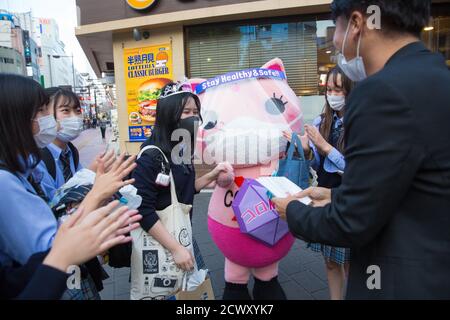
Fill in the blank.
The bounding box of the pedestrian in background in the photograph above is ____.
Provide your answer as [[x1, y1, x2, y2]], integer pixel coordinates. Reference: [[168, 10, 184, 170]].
[[99, 116, 107, 142]]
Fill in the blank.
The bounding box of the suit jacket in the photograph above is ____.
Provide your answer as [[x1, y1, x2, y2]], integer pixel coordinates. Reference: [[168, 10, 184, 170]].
[[287, 42, 450, 299]]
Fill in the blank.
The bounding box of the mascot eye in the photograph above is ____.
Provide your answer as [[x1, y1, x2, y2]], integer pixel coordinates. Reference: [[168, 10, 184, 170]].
[[204, 120, 217, 130], [202, 110, 218, 130], [265, 93, 288, 115]]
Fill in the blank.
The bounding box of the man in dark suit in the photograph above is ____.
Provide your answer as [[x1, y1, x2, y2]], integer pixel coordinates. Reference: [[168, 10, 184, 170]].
[[273, 0, 450, 299]]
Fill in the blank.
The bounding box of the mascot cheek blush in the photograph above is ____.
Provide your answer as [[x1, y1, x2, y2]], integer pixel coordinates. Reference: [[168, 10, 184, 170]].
[[190, 58, 304, 300]]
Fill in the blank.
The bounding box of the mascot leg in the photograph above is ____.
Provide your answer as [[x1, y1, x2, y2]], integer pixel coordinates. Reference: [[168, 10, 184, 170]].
[[222, 258, 252, 300], [252, 262, 287, 300]]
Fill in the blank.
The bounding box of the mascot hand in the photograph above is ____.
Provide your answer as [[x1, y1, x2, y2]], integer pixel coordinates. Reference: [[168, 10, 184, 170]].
[[215, 162, 235, 188]]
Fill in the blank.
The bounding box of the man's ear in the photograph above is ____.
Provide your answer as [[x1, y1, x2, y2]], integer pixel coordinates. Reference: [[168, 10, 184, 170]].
[[349, 11, 366, 36]]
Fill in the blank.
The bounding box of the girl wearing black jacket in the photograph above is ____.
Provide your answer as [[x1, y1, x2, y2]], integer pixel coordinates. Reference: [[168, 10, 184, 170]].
[[133, 82, 229, 271]]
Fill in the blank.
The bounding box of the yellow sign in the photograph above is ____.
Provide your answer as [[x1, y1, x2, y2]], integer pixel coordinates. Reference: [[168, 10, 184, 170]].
[[126, 0, 158, 10], [124, 44, 173, 142]]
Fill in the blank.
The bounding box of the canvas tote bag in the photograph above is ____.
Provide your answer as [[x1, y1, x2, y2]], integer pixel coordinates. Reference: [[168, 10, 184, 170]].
[[130, 146, 194, 300]]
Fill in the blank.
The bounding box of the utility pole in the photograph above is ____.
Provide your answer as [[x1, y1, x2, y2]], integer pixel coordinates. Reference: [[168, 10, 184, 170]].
[[87, 85, 92, 119], [71, 55, 76, 90], [94, 88, 98, 120], [47, 54, 53, 87]]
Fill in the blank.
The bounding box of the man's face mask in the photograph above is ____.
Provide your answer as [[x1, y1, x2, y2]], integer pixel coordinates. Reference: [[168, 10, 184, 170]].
[[337, 19, 367, 82]]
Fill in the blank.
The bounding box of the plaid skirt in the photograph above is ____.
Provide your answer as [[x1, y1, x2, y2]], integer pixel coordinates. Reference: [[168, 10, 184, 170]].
[[308, 243, 351, 265], [61, 273, 101, 300]]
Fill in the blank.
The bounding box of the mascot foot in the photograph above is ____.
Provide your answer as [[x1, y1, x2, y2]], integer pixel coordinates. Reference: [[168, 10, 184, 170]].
[[222, 282, 252, 300], [253, 276, 287, 300]]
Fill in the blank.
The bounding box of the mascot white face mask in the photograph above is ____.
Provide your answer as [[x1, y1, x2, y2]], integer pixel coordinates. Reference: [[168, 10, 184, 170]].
[[191, 60, 304, 167], [203, 117, 300, 165]]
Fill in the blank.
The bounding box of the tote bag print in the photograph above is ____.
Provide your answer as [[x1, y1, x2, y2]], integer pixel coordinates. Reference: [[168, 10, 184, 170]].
[[131, 146, 194, 300], [130, 195, 193, 300]]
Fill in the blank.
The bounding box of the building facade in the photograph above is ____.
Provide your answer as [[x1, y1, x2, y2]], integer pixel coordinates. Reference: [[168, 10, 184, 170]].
[[1, 9, 82, 87], [0, 45, 26, 75], [75, 0, 450, 154], [0, 12, 26, 76], [36, 18, 75, 88]]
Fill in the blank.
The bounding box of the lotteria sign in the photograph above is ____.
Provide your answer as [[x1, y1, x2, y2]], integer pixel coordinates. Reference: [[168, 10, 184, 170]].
[[126, 0, 158, 10]]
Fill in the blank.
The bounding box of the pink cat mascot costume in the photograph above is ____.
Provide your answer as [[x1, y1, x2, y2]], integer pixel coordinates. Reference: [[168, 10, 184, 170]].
[[190, 59, 304, 299]]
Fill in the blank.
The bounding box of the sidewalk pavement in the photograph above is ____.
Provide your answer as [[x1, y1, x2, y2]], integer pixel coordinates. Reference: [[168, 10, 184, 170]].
[[73, 128, 331, 300]]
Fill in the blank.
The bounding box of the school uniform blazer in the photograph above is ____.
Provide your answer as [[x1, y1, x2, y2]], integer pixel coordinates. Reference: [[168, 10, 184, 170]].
[[0, 251, 68, 300], [286, 42, 450, 299]]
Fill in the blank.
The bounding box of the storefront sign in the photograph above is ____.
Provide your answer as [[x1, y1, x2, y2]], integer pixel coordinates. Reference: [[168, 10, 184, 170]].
[[195, 68, 286, 94], [124, 44, 173, 142], [126, 0, 158, 10]]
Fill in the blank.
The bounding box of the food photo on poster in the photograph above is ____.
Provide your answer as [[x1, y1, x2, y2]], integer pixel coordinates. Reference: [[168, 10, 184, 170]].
[[124, 44, 173, 142]]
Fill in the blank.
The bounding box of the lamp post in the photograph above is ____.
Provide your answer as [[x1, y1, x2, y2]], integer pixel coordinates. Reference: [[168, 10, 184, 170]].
[[94, 86, 98, 120], [47, 54, 53, 87], [51, 54, 76, 89]]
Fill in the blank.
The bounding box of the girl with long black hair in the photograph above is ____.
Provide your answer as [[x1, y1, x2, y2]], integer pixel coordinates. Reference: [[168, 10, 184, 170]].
[[133, 82, 230, 273], [0, 74, 139, 299]]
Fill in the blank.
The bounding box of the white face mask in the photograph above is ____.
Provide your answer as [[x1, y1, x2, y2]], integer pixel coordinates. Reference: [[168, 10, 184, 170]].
[[337, 20, 367, 82], [203, 117, 289, 166], [34, 114, 58, 148], [327, 94, 346, 111], [57, 116, 84, 142]]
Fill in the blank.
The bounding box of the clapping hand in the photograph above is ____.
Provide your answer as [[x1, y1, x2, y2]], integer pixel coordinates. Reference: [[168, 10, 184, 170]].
[[44, 201, 142, 271], [304, 125, 332, 156]]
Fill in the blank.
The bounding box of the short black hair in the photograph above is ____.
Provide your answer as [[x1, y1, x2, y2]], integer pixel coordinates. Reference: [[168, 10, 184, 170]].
[[45, 87, 81, 117], [146, 83, 202, 156], [331, 0, 431, 37], [0, 74, 49, 173]]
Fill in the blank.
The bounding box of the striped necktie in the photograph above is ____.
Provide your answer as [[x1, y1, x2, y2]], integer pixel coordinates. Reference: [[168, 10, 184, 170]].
[[60, 150, 73, 182]]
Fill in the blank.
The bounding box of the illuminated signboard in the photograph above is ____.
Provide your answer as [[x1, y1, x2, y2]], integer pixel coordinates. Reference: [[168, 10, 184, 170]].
[[126, 0, 158, 10]]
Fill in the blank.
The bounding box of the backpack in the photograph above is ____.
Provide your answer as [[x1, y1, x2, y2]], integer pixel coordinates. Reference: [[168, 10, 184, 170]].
[[40, 142, 80, 181]]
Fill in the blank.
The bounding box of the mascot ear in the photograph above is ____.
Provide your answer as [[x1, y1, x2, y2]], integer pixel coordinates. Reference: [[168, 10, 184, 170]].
[[187, 78, 206, 94], [261, 58, 287, 81]]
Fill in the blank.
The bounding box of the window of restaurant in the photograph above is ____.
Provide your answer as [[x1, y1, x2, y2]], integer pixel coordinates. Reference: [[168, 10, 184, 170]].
[[421, 16, 450, 68], [186, 15, 336, 97], [185, 7, 449, 123], [185, 15, 337, 124]]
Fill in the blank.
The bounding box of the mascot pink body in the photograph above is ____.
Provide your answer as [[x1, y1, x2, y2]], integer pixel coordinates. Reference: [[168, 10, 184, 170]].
[[191, 59, 304, 299]]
